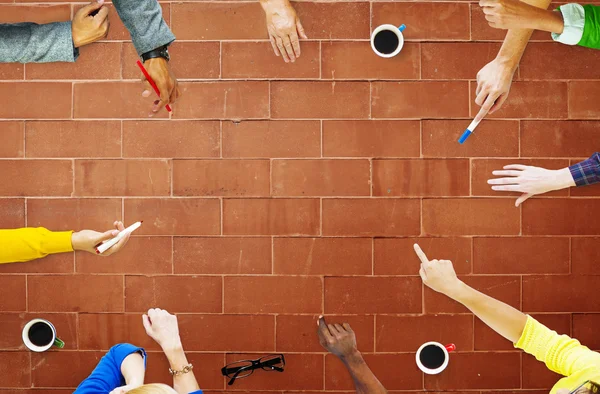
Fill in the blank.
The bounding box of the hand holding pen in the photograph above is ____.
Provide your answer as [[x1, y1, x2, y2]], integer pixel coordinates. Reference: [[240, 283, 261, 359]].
[[137, 58, 180, 116]]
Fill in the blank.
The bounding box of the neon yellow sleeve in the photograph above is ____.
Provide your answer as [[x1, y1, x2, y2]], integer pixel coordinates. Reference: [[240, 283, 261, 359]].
[[0, 228, 74, 264], [515, 315, 600, 376]]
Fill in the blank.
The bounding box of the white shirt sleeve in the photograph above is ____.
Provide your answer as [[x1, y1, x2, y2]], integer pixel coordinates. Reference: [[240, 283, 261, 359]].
[[552, 3, 586, 45]]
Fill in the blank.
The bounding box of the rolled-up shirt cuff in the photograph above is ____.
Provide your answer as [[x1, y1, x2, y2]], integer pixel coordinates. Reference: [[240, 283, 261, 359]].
[[552, 3, 585, 45]]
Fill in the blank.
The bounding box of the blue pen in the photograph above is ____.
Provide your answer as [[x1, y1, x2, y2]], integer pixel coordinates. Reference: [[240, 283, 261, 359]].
[[458, 118, 481, 144]]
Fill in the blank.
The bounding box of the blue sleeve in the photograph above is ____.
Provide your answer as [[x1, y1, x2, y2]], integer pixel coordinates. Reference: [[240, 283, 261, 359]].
[[189, 391, 203, 394], [569, 152, 600, 186], [74, 343, 146, 394]]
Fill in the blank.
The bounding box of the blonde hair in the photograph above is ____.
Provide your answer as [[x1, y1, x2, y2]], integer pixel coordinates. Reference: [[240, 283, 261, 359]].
[[127, 383, 177, 394]]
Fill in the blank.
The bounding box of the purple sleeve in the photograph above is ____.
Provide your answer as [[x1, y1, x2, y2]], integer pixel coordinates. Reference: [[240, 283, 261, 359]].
[[569, 152, 600, 187]]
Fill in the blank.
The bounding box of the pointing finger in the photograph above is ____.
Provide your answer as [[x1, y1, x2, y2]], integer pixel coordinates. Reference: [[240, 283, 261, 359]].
[[413, 244, 430, 265]]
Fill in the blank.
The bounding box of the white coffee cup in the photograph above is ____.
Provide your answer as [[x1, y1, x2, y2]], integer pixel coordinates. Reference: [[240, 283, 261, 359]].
[[416, 341, 456, 374], [22, 318, 64, 352], [370, 24, 407, 58]]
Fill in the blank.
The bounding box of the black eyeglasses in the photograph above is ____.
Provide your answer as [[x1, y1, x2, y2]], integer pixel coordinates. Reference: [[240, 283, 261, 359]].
[[221, 354, 285, 386], [569, 380, 600, 394]]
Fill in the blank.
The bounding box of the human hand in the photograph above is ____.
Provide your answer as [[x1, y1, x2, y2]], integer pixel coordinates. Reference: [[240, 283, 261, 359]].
[[479, 0, 542, 30], [488, 165, 575, 206], [141, 57, 180, 116], [474, 57, 517, 122], [414, 244, 463, 298], [262, 0, 308, 63], [71, 221, 131, 256], [71, 0, 110, 48], [143, 308, 182, 351], [317, 316, 359, 359]]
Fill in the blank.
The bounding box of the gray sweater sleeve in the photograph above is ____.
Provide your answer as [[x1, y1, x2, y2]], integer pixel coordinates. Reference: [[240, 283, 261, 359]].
[[112, 0, 175, 56], [0, 21, 79, 63]]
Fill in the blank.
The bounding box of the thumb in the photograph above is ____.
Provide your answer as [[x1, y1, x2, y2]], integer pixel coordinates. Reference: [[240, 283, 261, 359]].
[[96, 229, 119, 243], [296, 19, 308, 39], [142, 314, 153, 336], [515, 193, 532, 207], [80, 0, 104, 16]]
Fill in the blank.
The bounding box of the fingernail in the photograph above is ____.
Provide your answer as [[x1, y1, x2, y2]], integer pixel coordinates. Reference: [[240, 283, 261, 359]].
[[112, 230, 119, 236]]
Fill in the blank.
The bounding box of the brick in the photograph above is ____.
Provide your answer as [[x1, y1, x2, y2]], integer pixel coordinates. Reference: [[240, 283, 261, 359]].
[[26, 43, 121, 80], [372, 82, 469, 118], [76, 236, 172, 274], [0, 313, 77, 351], [0, 253, 73, 274], [78, 313, 158, 351], [0, 4, 70, 23], [0, 63, 23, 80], [123, 120, 220, 158], [224, 276, 322, 313], [475, 313, 570, 351], [325, 277, 421, 314], [171, 2, 267, 40], [0, 82, 71, 119], [273, 237, 372, 275], [25, 121, 121, 158], [374, 237, 472, 275], [523, 275, 600, 312], [31, 351, 101, 388], [323, 120, 420, 158], [471, 81, 568, 119], [572, 237, 600, 274], [74, 159, 170, 196], [146, 352, 224, 390], [521, 120, 600, 157], [222, 120, 320, 158], [0, 276, 26, 312], [174, 82, 270, 119], [423, 199, 520, 236], [173, 159, 270, 197], [473, 237, 569, 274], [321, 41, 419, 80], [294, 2, 370, 39], [74, 82, 169, 119], [122, 42, 220, 80], [323, 198, 420, 236], [125, 275, 222, 313], [222, 42, 320, 79], [276, 315, 374, 353], [224, 353, 323, 391], [569, 81, 600, 118], [523, 199, 600, 235], [471, 4, 506, 40], [523, 352, 564, 389], [422, 43, 501, 80], [377, 314, 473, 352], [0, 121, 24, 158], [373, 159, 470, 197], [223, 198, 319, 236], [520, 43, 600, 79], [178, 314, 275, 352], [326, 353, 421, 390], [573, 314, 600, 350], [0, 198, 25, 228], [174, 237, 272, 275], [27, 198, 121, 231], [124, 198, 220, 235], [425, 275, 521, 313], [0, 352, 30, 387], [373, 3, 470, 40], [28, 275, 123, 312], [423, 120, 519, 158], [0, 160, 72, 196], [272, 159, 370, 196], [471, 159, 570, 196], [271, 81, 370, 119], [103, 3, 170, 41], [424, 353, 521, 390]]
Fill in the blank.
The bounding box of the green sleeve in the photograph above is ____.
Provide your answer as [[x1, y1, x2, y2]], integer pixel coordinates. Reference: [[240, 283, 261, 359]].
[[579, 5, 600, 49]]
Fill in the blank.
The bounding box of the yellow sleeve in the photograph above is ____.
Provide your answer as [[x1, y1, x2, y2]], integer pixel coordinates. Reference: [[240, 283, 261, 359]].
[[0, 228, 74, 264], [515, 315, 600, 376]]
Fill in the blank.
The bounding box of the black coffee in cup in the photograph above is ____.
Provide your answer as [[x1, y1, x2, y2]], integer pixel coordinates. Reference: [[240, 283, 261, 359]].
[[28, 321, 53, 347], [373, 29, 400, 55], [419, 344, 446, 369]]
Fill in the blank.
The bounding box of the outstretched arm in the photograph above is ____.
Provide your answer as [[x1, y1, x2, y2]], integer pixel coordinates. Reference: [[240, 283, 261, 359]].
[[317, 317, 387, 394], [414, 244, 527, 343]]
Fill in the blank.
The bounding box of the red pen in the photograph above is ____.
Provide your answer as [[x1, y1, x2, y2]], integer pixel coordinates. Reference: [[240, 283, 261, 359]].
[[136, 60, 172, 113]]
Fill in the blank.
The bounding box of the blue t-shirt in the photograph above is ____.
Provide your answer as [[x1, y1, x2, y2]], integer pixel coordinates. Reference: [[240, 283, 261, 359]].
[[74, 343, 202, 394]]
